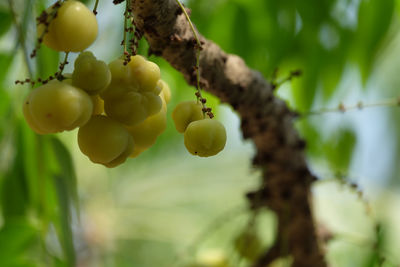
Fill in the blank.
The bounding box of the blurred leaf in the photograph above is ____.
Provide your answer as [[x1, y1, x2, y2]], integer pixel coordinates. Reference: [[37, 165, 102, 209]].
[[296, 120, 323, 157], [0, 219, 38, 266], [36, 46, 59, 79], [0, 8, 12, 37], [40, 137, 77, 266], [323, 128, 356, 172], [354, 0, 395, 83], [364, 224, 386, 267], [19, 123, 41, 213], [53, 174, 75, 267], [2, 123, 29, 221], [0, 53, 14, 83], [50, 137, 78, 208], [232, 4, 251, 58]]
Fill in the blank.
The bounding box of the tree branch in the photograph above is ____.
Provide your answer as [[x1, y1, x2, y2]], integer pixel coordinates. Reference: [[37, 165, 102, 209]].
[[130, 0, 326, 266]]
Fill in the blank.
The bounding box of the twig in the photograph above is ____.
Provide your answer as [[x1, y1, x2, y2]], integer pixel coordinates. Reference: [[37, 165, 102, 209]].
[[174, 0, 213, 118]]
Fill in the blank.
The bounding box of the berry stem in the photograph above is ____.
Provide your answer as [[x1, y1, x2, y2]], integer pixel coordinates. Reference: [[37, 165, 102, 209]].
[[31, 1, 62, 58], [57, 52, 69, 80], [175, 0, 211, 119], [301, 97, 400, 117], [93, 0, 100, 15]]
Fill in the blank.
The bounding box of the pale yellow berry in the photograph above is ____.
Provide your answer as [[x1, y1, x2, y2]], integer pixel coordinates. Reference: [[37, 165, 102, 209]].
[[184, 119, 226, 157], [78, 115, 134, 168], [38, 0, 98, 52], [23, 80, 92, 134], [90, 95, 104, 115], [172, 101, 203, 133], [126, 99, 167, 152], [104, 91, 162, 126], [72, 51, 111, 95], [101, 56, 163, 126], [157, 80, 171, 104]]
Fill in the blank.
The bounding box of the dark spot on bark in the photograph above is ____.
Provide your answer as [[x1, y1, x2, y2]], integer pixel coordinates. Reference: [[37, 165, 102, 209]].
[[143, 15, 157, 24], [281, 189, 292, 200], [278, 134, 285, 145], [297, 140, 306, 149], [186, 40, 194, 49], [175, 7, 183, 16], [259, 123, 267, 132]]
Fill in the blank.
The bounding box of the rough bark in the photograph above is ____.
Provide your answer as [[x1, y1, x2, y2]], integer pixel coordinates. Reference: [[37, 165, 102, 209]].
[[130, 0, 326, 266]]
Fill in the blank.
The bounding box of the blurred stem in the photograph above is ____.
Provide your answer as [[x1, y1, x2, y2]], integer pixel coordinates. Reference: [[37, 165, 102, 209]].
[[302, 98, 400, 117], [8, 0, 34, 79], [174, 0, 209, 118]]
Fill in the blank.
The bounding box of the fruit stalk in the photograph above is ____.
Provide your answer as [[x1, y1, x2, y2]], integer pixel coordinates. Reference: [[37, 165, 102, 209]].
[[174, 0, 210, 118]]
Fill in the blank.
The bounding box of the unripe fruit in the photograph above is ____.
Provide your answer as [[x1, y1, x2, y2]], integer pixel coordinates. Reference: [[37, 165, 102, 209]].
[[184, 119, 226, 157], [157, 80, 171, 104], [72, 51, 111, 95], [101, 56, 162, 126], [103, 55, 161, 98], [234, 230, 262, 260], [129, 147, 145, 158], [126, 99, 167, 152], [38, 0, 98, 52], [78, 115, 134, 168], [23, 80, 92, 134], [104, 91, 162, 126], [172, 101, 203, 133], [90, 95, 104, 115]]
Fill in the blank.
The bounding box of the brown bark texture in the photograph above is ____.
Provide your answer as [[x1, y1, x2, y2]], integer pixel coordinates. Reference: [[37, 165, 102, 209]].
[[130, 0, 327, 266]]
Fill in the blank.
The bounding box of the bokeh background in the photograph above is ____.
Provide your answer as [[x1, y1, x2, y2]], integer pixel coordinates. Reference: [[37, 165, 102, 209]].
[[1, 0, 400, 266]]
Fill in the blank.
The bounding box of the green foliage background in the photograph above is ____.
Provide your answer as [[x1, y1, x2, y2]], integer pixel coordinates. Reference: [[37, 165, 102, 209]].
[[1, 0, 400, 266]]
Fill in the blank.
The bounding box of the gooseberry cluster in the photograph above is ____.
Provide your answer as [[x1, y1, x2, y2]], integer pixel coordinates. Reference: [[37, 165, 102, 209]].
[[22, 0, 226, 168]]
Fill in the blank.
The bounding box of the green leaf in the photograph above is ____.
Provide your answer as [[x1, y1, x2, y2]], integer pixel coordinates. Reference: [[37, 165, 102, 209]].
[[53, 174, 76, 267], [0, 219, 38, 262], [323, 128, 356, 172], [1, 123, 29, 221], [354, 0, 395, 83], [0, 53, 14, 84], [50, 137, 79, 208], [0, 8, 12, 37], [36, 46, 59, 79]]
